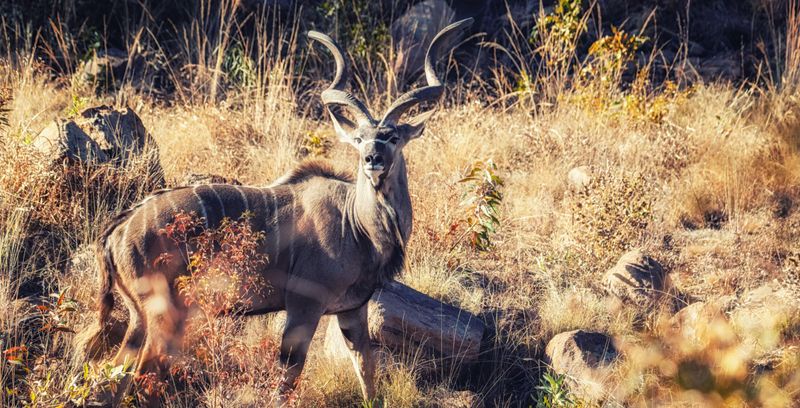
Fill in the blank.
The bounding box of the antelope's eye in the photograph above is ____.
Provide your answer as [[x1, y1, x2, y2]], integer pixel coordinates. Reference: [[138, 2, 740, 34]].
[[389, 136, 400, 144], [353, 137, 363, 144]]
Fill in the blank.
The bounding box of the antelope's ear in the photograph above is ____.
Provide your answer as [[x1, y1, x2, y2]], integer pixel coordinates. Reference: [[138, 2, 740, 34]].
[[327, 107, 359, 145], [397, 109, 436, 141]]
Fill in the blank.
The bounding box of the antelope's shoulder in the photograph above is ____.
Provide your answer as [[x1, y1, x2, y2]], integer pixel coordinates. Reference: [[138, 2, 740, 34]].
[[269, 160, 353, 187]]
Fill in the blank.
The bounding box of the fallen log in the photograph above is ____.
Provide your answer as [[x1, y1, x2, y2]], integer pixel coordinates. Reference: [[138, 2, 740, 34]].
[[325, 280, 485, 364]]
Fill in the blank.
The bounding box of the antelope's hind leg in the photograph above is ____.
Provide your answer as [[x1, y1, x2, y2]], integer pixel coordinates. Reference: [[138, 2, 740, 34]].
[[137, 275, 187, 374], [336, 304, 376, 402], [104, 276, 149, 406]]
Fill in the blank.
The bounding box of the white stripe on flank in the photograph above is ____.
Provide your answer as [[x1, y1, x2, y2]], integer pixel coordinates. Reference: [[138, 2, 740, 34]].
[[192, 186, 210, 229], [209, 185, 226, 219], [140, 198, 150, 238], [120, 215, 132, 257], [259, 189, 275, 264], [149, 196, 165, 263], [235, 185, 250, 214], [268, 188, 280, 265], [165, 194, 178, 216], [288, 185, 297, 265], [136, 188, 166, 231]]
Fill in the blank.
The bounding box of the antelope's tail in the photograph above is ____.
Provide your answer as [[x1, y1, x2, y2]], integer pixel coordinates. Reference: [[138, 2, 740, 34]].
[[72, 238, 120, 365]]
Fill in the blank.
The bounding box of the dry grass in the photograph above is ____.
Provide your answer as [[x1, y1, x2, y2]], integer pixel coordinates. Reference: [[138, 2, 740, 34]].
[[2, 1, 800, 407]]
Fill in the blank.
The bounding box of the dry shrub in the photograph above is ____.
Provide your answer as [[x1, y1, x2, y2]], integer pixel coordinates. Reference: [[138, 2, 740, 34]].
[[670, 139, 798, 230], [570, 171, 654, 263], [157, 212, 286, 406], [165, 212, 268, 317]]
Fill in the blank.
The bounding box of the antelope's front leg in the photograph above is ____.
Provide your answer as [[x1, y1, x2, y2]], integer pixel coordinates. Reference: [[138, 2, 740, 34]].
[[336, 303, 376, 401], [277, 298, 324, 405]]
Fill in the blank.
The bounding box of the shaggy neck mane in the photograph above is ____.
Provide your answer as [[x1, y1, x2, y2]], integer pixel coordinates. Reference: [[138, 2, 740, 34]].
[[270, 160, 354, 186], [346, 155, 412, 284]]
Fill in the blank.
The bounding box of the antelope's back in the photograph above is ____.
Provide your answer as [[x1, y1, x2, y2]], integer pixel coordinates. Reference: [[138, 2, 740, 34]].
[[104, 184, 300, 278]]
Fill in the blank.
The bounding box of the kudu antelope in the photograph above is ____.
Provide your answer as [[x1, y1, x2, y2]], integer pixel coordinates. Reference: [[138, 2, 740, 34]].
[[76, 18, 473, 404]]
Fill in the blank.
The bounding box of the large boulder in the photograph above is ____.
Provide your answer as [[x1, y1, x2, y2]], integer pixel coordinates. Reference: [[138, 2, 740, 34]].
[[75, 105, 152, 163], [544, 330, 619, 401], [391, 0, 456, 85], [33, 120, 109, 164], [32, 105, 163, 184], [730, 282, 800, 355], [603, 249, 670, 313]]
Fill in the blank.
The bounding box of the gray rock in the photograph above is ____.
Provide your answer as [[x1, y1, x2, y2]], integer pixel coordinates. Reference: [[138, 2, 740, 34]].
[[33, 120, 108, 164], [544, 330, 619, 401], [668, 296, 736, 341], [434, 390, 480, 408], [391, 0, 456, 85], [78, 48, 167, 93], [67, 243, 98, 278], [731, 281, 800, 353], [79, 48, 128, 84], [33, 105, 162, 176], [603, 249, 669, 312], [76, 105, 151, 164]]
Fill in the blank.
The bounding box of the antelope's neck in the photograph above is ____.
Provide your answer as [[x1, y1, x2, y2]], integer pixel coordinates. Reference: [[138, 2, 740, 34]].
[[349, 155, 412, 255]]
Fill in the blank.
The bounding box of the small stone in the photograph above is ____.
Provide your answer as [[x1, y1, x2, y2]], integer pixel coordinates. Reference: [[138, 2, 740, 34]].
[[668, 297, 736, 341], [544, 330, 619, 401], [437, 390, 480, 408], [567, 166, 591, 190]]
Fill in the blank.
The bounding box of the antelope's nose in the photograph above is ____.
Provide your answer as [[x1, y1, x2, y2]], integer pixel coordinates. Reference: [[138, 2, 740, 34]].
[[364, 154, 384, 168]]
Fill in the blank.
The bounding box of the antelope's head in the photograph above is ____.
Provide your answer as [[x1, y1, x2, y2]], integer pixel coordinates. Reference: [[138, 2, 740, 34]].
[[309, 18, 473, 188]]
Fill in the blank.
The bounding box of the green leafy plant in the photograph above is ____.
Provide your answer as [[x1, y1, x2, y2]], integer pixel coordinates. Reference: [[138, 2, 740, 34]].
[[583, 27, 647, 88], [361, 397, 383, 408], [67, 361, 133, 405], [571, 27, 648, 114], [78, 27, 102, 64], [299, 131, 333, 158], [222, 40, 257, 89], [530, 0, 587, 72], [456, 160, 504, 252], [63, 94, 89, 118], [535, 371, 583, 408], [317, 0, 390, 60], [2, 288, 132, 407]]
